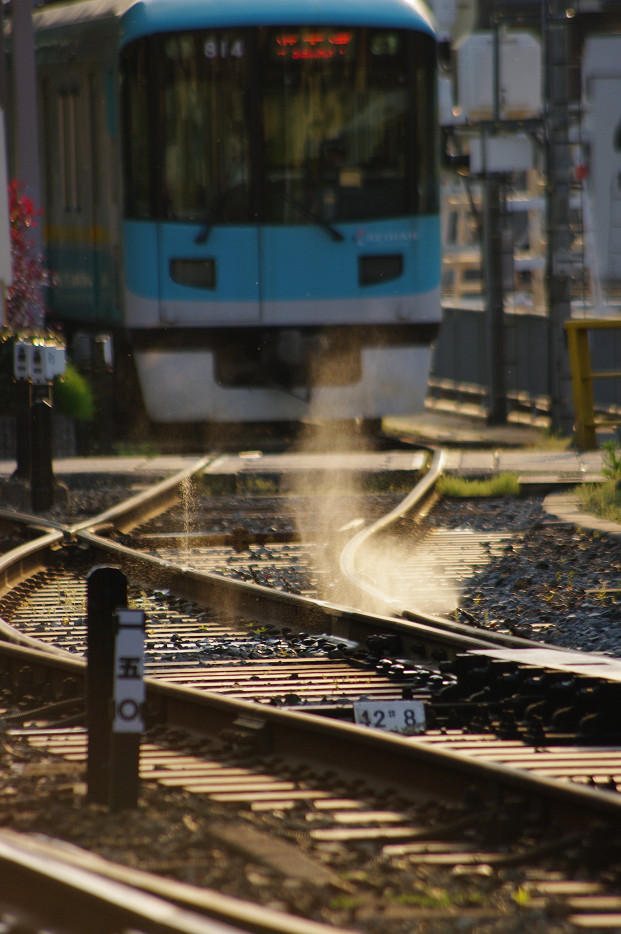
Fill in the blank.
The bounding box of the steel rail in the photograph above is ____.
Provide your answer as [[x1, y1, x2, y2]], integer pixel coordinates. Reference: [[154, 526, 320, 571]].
[[0, 449, 598, 662], [3, 637, 621, 829], [67, 447, 606, 661], [0, 830, 358, 934], [68, 455, 213, 536], [75, 525, 497, 657], [342, 475, 621, 714], [0, 455, 211, 603], [0, 527, 64, 600], [65, 444, 548, 656], [0, 829, 284, 934], [340, 448, 446, 604], [338, 448, 580, 652]]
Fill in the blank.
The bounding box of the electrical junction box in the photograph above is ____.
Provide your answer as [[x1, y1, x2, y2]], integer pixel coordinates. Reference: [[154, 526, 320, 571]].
[[13, 340, 66, 383], [582, 34, 621, 282], [457, 32, 542, 120], [41, 344, 66, 383], [469, 134, 534, 175], [13, 341, 31, 380], [30, 345, 45, 384]]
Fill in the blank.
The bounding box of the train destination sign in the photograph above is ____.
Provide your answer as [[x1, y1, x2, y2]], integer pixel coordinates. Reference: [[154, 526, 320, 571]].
[[272, 31, 354, 61]]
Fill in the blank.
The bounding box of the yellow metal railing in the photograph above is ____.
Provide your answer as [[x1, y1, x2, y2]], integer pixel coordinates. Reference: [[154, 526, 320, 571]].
[[565, 318, 621, 450]]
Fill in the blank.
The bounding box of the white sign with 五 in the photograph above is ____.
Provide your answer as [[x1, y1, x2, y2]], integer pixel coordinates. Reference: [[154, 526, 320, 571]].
[[113, 609, 146, 733]]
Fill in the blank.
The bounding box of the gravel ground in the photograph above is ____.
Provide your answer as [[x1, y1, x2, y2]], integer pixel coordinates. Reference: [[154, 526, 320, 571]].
[[0, 474, 164, 521], [431, 496, 621, 655]]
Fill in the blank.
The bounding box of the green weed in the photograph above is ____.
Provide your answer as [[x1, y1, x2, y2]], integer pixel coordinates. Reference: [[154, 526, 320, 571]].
[[601, 440, 621, 481], [437, 473, 520, 498], [512, 886, 532, 907], [577, 479, 621, 525], [329, 895, 361, 911]]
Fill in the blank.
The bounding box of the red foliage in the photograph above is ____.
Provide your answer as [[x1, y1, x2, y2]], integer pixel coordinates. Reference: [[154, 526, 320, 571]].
[[6, 180, 51, 328]]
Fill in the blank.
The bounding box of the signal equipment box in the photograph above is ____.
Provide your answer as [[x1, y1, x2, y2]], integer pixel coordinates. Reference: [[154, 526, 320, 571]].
[[13, 340, 66, 384]]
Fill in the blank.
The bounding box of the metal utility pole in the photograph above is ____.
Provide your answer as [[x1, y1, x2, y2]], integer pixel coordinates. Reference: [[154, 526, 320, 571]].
[[483, 170, 509, 424], [544, 0, 574, 436], [0, 3, 11, 324], [483, 20, 508, 425], [12, 0, 40, 208], [0, 4, 8, 115]]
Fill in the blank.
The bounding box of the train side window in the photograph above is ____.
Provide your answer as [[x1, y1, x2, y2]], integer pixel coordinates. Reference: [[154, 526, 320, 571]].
[[58, 87, 80, 212], [41, 79, 54, 211]]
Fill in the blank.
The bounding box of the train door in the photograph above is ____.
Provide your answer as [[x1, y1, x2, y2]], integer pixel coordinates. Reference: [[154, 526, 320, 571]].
[[255, 27, 439, 328]]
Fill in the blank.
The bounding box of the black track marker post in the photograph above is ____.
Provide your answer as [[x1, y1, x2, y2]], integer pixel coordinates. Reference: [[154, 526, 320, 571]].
[[86, 566, 127, 804], [14, 381, 31, 481], [110, 608, 146, 812], [30, 397, 54, 512]]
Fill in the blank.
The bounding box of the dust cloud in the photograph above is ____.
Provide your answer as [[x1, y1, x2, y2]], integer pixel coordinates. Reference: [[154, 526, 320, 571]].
[[285, 418, 371, 606], [178, 475, 198, 563], [286, 352, 461, 616]]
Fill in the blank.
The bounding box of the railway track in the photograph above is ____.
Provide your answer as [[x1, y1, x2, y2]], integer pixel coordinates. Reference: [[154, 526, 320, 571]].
[[0, 825, 259, 934], [1, 451, 621, 931]]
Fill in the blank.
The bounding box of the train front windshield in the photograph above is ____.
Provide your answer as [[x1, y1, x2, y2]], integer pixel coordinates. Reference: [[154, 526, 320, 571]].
[[122, 26, 438, 225]]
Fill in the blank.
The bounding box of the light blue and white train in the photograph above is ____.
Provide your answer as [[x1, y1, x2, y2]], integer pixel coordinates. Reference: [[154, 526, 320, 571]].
[[35, 0, 441, 424]]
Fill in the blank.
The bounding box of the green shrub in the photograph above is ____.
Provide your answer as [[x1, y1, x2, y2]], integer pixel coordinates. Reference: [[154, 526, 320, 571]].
[[53, 364, 95, 421]]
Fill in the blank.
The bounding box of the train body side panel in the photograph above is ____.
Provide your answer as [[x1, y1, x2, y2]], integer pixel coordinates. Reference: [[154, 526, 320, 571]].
[[260, 216, 440, 325], [119, 0, 435, 47], [123, 215, 441, 328], [133, 340, 436, 422], [38, 40, 122, 328]]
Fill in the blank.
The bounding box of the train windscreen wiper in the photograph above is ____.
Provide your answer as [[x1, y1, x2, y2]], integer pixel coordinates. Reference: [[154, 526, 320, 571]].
[[195, 190, 345, 244], [195, 214, 214, 245], [280, 191, 344, 242], [194, 192, 223, 244]]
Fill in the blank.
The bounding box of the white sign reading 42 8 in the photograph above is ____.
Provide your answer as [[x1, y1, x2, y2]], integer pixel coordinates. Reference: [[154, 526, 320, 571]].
[[353, 700, 426, 735]]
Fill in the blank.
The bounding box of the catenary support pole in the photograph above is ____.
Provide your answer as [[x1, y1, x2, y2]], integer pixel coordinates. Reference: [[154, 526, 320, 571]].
[[484, 174, 508, 424], [544, 0, 574, 436]]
